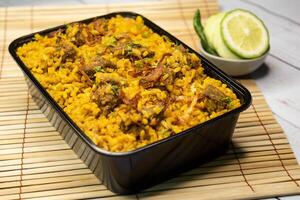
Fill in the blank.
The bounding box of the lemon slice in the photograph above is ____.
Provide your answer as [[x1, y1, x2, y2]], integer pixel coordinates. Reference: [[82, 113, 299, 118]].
[[221, 9, 269, 59]]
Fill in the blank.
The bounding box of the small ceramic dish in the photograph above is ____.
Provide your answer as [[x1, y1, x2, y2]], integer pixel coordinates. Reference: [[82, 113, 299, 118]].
[[199, 43, 269, 77]]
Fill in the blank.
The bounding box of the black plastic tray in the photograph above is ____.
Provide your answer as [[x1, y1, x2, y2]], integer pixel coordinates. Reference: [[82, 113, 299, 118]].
[[9, 12, 252, 194]]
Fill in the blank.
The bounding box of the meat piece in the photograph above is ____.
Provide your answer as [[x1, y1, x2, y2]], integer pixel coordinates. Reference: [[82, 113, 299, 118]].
[[92, 83, 121, 115], [79, 56, 116, 83], [120, 122, 141, 133], [74, 34, 85, 46], [78, 68, 93, 86], [138, 99, 165, 121], [105, 41, 126, 55], [139, 53, 171, 88], [119, 91, 141, 108], [90, 18, 108, 35], [107, 35, 132, 52], [203, 85, 232, 112], [72, 24, 86, 46], [123, 43, 142, 61], [125, 44, 155, 61], [203, 85, 226, 102], [129, 59, 153, 78], [110, 41, 154, 62], [120, 89, 168, 129], [160, 68, 174, 86], [62, 45, 76, 63], [78, 58, 93, 86], [93, 56, 116, 70], [175, 71, 184, 79], [148, 96, 171, 127], [80, 65, 96, 79], [73, 24, 101, 47], [129, 68, 148, 78], [187, 55, 199, 68], [96, 93, 119, 115], [139, 63, 163, 88], [136, 89, 168, 126], [56, 39, 76, 63], [92, 73, 125, 115]]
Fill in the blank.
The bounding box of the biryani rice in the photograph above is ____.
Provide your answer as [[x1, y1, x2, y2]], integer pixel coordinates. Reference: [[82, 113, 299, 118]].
[[17, 15, 241, 152]]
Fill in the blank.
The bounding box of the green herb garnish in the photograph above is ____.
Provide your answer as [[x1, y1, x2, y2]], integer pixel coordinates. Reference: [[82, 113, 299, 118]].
[[193, 9, 218, 55], [111, 84, 119, 96], [221, 96, 232, 108], [95, 66, 105, 72]]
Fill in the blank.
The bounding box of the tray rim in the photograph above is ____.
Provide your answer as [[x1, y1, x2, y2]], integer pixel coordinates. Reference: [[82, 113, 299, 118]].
[[8, 11, 252, 157]]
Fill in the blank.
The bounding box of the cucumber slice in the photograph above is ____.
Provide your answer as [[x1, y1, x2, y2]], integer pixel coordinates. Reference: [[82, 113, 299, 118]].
[[210, 12, 241, 59], [204, 14, 218, 51]]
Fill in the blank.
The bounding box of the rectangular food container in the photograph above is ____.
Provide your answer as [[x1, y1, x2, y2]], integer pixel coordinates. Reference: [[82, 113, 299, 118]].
[[9, 12, 251, 194]]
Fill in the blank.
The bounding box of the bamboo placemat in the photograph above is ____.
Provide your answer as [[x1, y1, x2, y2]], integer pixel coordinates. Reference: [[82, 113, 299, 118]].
[[1, 0, 300, 199]]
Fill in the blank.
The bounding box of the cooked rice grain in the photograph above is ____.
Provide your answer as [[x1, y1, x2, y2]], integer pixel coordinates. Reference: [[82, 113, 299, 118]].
[[17, 15, 241, 152]]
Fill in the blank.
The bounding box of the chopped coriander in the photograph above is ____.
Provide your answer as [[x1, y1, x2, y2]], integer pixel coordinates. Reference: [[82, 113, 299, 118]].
[[134, 60, 143, 68], [111, 84, 119, 95], [95, 66, 105, 72], [221, 96, 232, 107]]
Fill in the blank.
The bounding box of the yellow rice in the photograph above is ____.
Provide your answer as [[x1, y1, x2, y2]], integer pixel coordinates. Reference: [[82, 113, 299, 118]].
[[17, 15, 241, 152]]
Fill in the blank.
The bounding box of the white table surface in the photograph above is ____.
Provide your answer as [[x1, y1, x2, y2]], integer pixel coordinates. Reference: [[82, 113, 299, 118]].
[[1, 0, 300, 199]]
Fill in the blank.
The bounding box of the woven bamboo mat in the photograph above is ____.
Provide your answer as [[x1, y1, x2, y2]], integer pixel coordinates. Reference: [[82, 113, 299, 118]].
[[1, 0, 300, 199]]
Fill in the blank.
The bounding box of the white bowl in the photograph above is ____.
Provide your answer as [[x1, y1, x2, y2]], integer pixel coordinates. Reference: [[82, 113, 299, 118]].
[[199, 43, 269, 76]]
